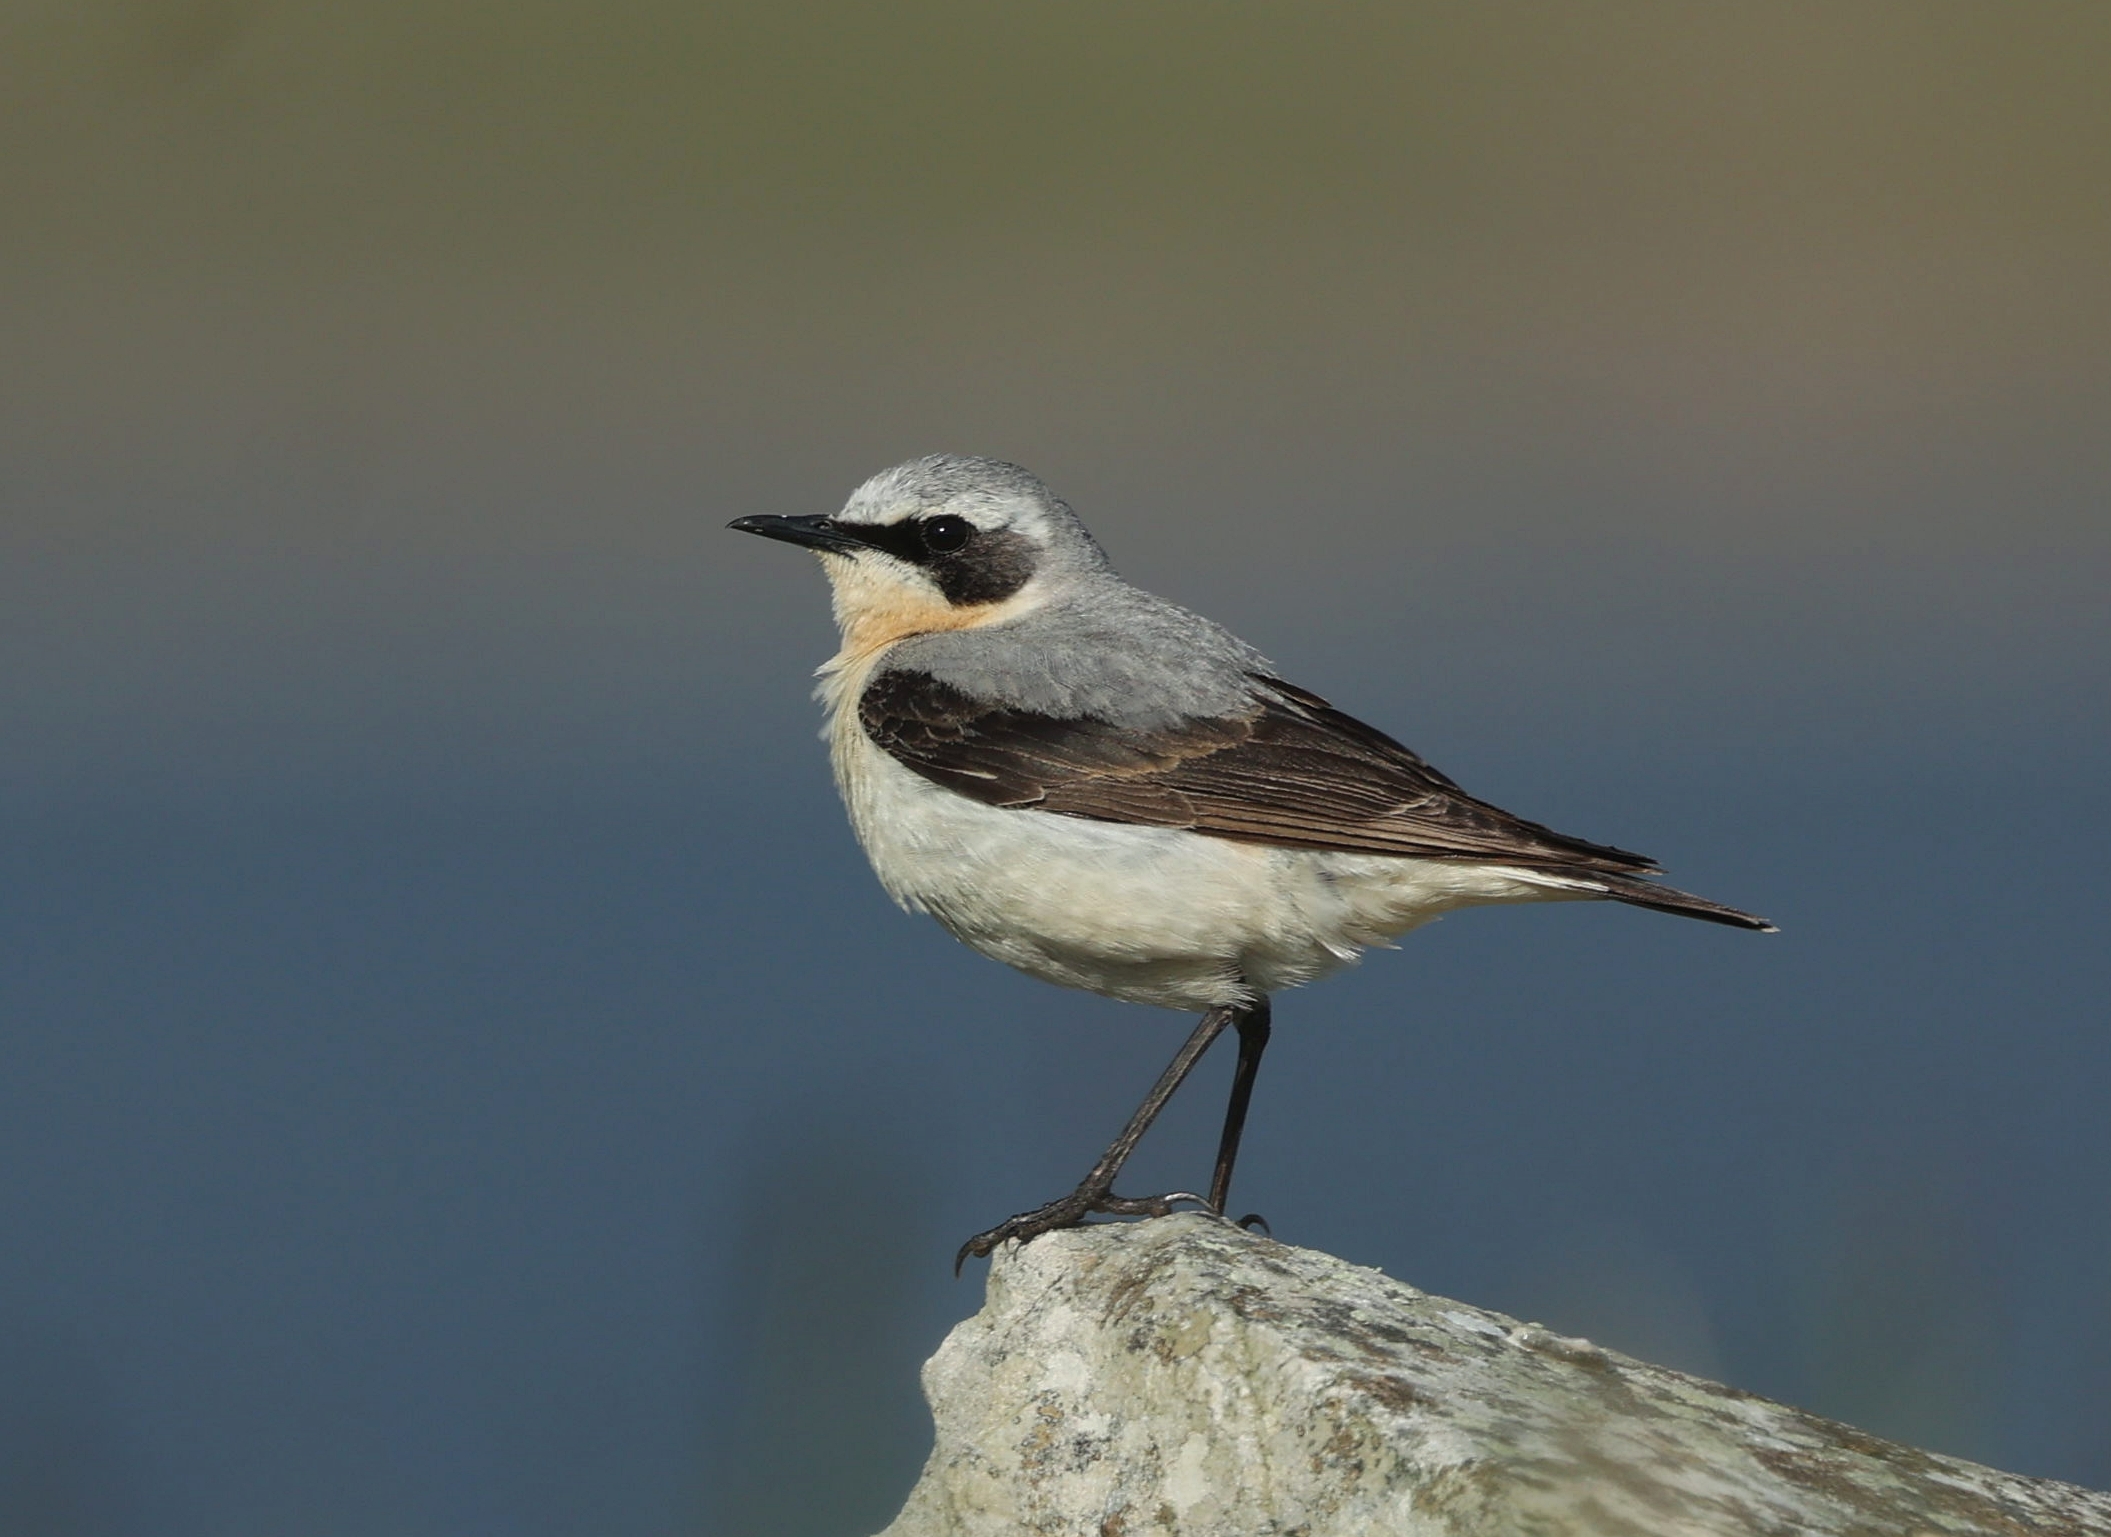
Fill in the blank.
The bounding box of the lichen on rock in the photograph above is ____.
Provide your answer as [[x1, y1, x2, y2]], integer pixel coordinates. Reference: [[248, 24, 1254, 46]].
[[877, 1215, 2111, 1536]]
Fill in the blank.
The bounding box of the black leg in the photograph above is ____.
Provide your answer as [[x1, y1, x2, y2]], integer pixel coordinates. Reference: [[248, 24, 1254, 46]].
[[956, 1003, 1238, 1273], [1206, 997, 1272, 1218]]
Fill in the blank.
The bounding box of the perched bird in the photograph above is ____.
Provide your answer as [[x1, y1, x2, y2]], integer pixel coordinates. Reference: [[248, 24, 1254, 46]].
[[730, 455, 1772, 1269]]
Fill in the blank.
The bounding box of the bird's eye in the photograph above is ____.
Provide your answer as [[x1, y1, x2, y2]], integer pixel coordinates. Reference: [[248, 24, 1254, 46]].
[[920, 515, 974, 554]]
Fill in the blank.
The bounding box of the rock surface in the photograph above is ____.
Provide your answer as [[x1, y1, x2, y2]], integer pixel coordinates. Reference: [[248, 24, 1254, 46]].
[[877, 1215, 2111, 1536]]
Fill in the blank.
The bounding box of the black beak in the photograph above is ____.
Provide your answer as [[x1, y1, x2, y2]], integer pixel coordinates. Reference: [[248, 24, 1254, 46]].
[[726, 514, 870, 553]]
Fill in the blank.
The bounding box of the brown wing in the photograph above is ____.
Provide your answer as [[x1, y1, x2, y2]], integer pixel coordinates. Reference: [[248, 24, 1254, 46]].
[[858, 668, 1660, 874]]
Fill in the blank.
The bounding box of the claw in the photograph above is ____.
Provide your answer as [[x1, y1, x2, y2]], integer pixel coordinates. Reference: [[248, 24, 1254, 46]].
[[953, 1192, 1094, 1275], [1095, 1189, 1213, 1218], [953, 1188, 1222, 1274]]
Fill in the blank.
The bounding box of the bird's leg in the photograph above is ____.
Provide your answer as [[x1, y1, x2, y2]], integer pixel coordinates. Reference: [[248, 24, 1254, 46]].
[[1206, 996, 1272, 1222], [956, 1003, 1237, 1272]]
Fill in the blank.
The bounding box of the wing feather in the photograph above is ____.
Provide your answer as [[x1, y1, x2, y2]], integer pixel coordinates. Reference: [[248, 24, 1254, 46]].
[[859, 668, 1658, 872]]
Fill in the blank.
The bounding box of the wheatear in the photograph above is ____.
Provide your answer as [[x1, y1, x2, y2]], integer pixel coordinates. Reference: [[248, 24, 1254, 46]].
[[731, 455, 1772, 1268]]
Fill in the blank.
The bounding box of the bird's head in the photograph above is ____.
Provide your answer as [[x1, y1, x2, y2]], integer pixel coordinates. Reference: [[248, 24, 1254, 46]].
[[729, 455, 1109, 652]]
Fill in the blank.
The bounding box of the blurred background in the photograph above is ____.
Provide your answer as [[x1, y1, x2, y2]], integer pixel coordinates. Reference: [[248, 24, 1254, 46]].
[[4, 2, 2108, 1532]]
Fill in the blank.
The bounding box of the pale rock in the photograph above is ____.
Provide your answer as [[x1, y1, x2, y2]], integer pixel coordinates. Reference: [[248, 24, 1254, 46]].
[[877, 1215, 2110, 1536]]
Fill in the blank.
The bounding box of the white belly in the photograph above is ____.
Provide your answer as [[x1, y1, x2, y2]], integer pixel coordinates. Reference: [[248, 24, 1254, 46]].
[[824, 692, 1582, 1011]]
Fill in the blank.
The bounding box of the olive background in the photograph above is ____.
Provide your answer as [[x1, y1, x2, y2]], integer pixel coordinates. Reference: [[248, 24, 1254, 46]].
[[4, 5, 2109, 1533]]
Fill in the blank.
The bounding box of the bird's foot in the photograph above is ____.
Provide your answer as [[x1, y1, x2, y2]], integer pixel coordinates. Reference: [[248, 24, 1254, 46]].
[[954, 1186, 1213, 1274]]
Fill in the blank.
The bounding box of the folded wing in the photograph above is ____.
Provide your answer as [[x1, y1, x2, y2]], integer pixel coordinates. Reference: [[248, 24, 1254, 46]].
[[859, 667, 1773, 930]]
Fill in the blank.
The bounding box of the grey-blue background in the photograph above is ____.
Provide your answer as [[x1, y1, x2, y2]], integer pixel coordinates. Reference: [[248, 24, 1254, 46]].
[[4, 5, 2108, 1532]]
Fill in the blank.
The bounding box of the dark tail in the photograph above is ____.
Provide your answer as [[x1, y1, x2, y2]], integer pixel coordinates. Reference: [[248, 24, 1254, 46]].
[[1593, 873, 1776, 932]]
